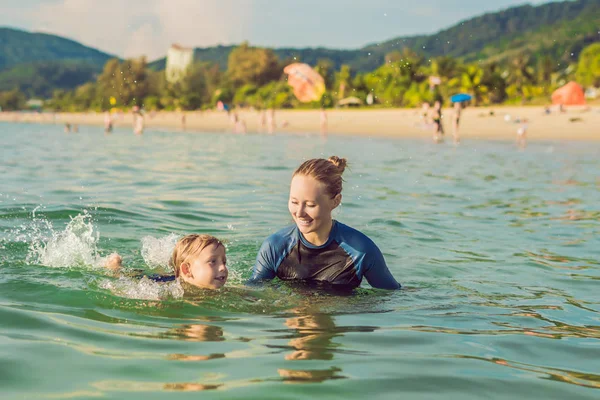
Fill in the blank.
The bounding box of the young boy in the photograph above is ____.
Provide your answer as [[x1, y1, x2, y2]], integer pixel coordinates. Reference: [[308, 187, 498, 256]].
[[105, 234, 228, 290]]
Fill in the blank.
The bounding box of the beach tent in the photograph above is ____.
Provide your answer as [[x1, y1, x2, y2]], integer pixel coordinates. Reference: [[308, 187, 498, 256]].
[[551, 81, 586, 106]]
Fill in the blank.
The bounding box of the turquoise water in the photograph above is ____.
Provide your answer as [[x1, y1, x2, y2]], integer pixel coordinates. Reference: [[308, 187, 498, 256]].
[[1, 122, 599, 399]]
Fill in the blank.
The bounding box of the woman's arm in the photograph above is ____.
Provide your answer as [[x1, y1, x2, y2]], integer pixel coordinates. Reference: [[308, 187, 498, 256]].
[[249, 239, 278, 282], [363, 246, 401, 290]]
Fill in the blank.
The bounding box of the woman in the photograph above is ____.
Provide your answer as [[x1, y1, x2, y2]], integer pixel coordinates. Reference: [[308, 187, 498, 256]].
[[251, 156, 400, 290]]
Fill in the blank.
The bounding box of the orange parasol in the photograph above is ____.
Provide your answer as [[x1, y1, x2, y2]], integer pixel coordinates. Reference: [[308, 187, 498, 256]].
[[283, 63, 325, 102]]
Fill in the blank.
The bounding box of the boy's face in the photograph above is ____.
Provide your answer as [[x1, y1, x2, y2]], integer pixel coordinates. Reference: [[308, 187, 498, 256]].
[[183, 244, 228, 289]]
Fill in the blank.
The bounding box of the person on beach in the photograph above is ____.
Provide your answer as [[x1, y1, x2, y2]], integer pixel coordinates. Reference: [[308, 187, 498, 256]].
[[266, 108, 275, 134], [250, 156, 401, 290], [452, 102, 463, 144], [231, 113, 247, 134], [419, 102, 431, 129], [237, 117, 247, 134], [258, 109, 267, 133], [320, 108, 328, 136], [132, 106, 144, 135], [104, 111, 113, 133], [105, 234, 228, 290], [432, 101, 444, 143], [516, 118, 528, 149]]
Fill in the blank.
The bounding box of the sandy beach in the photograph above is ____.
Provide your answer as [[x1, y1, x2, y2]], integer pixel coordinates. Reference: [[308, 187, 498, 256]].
[[1, 106, 598, 141]]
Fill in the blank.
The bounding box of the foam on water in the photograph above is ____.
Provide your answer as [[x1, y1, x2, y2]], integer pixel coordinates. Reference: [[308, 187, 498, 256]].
[[25, 211, 106, 268], [10, 210, 211, 299], [20, 211, 185, 299], [99, 276, 184, 300], [140, 233, 179, 270]]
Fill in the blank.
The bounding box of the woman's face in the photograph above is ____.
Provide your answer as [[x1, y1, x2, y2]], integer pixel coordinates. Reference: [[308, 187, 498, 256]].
[[288, 175, 340, 243]]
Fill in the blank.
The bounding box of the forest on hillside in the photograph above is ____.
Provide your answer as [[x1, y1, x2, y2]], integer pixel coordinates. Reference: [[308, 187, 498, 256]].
[[1, 41, 598, 112], [0, 0, 598, 111]]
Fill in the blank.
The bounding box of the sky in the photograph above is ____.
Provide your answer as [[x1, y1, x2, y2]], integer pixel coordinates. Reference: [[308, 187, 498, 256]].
[[0, 0, 555, 61]]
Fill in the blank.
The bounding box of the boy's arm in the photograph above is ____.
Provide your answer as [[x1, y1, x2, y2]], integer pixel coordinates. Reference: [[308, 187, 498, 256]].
[[104, 253, 123, 271]]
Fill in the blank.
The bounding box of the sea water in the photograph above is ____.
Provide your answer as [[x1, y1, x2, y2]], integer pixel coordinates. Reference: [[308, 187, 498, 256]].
[[1, 122, 599, 399]]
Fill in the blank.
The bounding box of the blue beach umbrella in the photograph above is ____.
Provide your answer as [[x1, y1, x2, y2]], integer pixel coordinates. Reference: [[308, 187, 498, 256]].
[[451, 93, 472, 103]]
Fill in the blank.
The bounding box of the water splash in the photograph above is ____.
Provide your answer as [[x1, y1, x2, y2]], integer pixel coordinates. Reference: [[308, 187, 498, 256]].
[[99, 276, 184, 300], [26, 211, 104, 268], [140, 234, 179, 270]]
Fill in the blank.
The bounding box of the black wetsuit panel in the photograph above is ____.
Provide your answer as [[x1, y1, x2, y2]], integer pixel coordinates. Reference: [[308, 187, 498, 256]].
[[251, 221, 400, 290]]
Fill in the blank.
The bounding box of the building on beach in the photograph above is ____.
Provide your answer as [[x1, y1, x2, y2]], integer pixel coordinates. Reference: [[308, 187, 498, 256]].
[[165, 44, 194, 83]]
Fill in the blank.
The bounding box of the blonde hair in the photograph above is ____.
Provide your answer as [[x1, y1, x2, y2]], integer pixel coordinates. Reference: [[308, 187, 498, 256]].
[[293, 156, 348, 197], [169, 234, 223, 278]]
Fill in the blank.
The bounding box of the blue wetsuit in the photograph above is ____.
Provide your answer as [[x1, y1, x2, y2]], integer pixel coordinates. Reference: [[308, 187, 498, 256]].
[[251, 220, 400, 290]]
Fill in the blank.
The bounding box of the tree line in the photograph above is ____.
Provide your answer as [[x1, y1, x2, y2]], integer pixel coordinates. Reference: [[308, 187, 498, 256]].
[[1, 42, 599, 112]]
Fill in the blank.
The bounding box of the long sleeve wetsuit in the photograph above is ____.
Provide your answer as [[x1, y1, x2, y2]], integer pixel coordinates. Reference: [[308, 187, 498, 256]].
[[251, 220, 400, 290]]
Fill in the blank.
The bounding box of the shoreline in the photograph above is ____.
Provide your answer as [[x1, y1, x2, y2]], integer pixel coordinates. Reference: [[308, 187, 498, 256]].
[[1, 106, 598, 141]]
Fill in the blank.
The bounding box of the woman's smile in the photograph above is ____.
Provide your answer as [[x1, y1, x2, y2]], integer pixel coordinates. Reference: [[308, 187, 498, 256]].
[[289, 175, 338, 245]]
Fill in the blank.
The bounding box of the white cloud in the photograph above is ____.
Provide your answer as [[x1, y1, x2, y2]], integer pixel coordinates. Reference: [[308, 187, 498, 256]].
[[0, 0, 560, 58], [154, 0, 250, 50], [27, 0, 254, 60]]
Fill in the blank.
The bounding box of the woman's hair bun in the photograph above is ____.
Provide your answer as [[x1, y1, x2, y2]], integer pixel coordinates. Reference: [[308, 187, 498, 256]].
[[328, 156, 347, 174]]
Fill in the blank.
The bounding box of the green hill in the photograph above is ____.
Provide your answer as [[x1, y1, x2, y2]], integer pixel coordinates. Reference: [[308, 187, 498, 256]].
[[147, 45, 362, 72], [0, 28, 116, 98], [148, 0, 599, 72], [362, 0, 600, 65], [0, 61, 99, 98], [0, 27, 114, 70], [1, 0, 598, 98]]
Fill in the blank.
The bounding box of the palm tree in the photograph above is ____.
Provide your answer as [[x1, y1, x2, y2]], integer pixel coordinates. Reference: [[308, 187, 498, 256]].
[[461, 64, 488, 105], [537, 55, 554, 95], [507, 53, 534, 103], [482, 62, 508, 104], [432, 56, 459, 81], [334, 65, 352, 100]]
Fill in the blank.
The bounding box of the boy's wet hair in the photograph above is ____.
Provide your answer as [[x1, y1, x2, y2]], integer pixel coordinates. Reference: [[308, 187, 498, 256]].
[[169, 234, 224, 278]]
